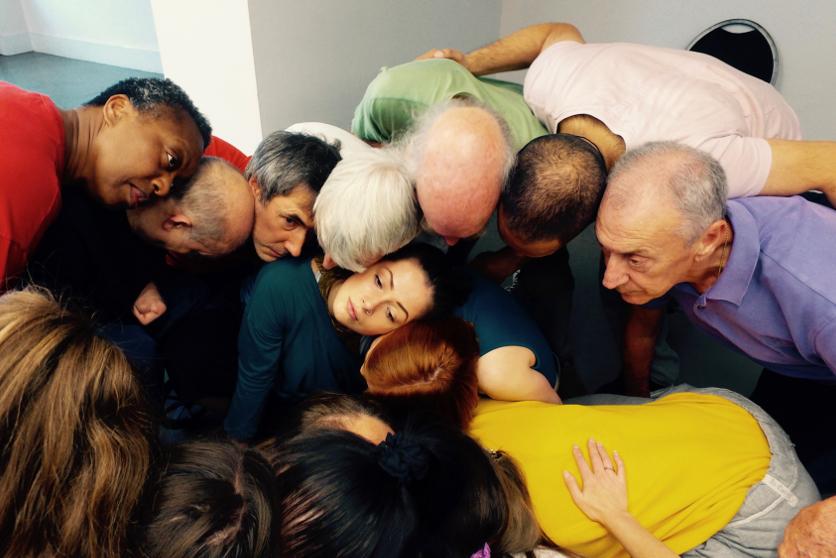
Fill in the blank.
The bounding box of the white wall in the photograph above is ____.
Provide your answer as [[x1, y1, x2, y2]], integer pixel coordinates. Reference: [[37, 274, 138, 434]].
[[17, 0, 161, 72], [248, 0, 502, 134], [0, 0, 31, 54], [151, 0, 263, 154], [499, 0, 836, 138]]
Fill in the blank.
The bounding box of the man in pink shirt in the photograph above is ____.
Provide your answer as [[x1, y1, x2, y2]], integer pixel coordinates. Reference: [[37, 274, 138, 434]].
[[420, 22, 836, 261]]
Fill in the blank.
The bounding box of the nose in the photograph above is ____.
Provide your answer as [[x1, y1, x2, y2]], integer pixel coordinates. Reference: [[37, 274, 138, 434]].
[[151, 174, 173, 197], [443, 236, 459, 246], [601, 256, 628, 290], [285, 229, 306, 258]]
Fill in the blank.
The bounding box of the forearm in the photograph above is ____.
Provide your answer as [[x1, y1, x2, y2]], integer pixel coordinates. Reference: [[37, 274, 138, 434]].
[[764, 139, 836, 201], [602, 511, 679, 558], [464, 23, 581, 75], [622, 307, 663, 396]]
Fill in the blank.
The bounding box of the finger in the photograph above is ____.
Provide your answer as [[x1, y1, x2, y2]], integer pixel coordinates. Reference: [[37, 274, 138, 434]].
[[562, 470, 583, 503], [597, 441, 614, 471], [587, 438, 604, 473], [614, 450, 626, 482], [572, 444, 593, 483]]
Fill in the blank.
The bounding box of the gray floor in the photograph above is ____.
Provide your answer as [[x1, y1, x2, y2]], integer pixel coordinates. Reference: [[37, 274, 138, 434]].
[[2, 51, 762, 395], [0, 52, 160, 109]]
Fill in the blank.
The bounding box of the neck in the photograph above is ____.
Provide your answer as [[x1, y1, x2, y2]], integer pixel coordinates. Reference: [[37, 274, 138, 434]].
[[60, 106, 101, 185], [689, 221, 734, 294]]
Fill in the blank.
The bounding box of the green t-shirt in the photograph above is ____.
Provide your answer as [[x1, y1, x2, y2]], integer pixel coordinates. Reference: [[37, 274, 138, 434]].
[[351, 59, 548, 151]]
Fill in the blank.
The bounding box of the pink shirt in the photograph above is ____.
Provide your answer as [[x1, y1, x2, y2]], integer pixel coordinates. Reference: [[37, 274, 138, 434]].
[[524, 41, 802, 197]]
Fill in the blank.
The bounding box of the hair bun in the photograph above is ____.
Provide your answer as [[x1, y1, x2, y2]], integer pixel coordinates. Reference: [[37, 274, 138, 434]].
[[375, 431, 429, 484]]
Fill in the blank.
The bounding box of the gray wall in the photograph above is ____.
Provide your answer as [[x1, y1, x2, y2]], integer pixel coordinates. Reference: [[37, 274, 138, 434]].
[[248, 0, 501, 133]]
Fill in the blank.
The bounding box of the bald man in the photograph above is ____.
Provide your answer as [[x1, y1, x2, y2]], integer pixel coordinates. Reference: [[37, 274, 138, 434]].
[[403, 98, 515, 246]]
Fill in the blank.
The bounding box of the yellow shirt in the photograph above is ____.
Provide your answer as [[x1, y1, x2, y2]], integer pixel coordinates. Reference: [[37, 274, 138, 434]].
[[469, 393, 770, 558]]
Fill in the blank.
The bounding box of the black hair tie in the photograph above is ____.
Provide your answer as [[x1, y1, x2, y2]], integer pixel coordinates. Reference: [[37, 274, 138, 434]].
[[376, 431, 429, 484]]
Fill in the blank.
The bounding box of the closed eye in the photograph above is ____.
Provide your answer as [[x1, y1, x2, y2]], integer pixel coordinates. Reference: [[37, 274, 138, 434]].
[[375, 274, 383, 289]]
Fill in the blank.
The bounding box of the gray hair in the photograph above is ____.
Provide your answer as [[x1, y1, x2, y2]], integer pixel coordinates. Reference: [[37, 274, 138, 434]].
[[245, 130, 342, 202], [399, 96, 515, 184], [313, 148, 420, 271], [608, 142, 728, 242]]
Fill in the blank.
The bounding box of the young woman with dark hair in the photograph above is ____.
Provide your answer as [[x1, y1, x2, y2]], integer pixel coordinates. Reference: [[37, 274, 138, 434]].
[[136, 440, 279, 558], [225, 242, 470, 441], [0, 289, 153, 558]]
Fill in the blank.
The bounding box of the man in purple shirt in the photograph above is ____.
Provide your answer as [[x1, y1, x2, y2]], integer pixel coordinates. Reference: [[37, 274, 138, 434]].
[[596, 141, 835, 492]]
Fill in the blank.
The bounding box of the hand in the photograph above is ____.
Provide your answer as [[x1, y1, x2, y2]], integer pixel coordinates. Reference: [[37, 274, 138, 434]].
[[415, 48, 469, 69], [563, 438, 628, 525], [133, 282, 167, 325], [778, 496, 836, 558]]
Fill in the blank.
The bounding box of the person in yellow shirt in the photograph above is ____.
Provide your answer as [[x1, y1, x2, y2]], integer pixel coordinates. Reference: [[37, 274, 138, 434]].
[[356, 318, 820, 557]]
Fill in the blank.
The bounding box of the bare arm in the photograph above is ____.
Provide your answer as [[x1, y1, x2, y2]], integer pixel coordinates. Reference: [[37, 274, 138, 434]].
[[564, 439, 679, 558], [622, 306, 663, 397], [477, 346, 562, 403], [763, 140, 836, 205], [416, 22, 584, 76]]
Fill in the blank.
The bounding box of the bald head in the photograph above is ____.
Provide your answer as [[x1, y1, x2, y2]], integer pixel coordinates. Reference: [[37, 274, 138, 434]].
[[127, 157, 254, 257], [405, 99, 513, 245]]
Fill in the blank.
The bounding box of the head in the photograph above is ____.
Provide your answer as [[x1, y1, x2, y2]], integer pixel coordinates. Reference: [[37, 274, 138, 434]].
[[0, 289, 152, 558], [137, 440, 278, 558], [127, 157, 254, 260], [292, 393, 393, 444], [597, 142, 729, 304], [499, 134, 608, 258], [328, 243, 471, 337], [314, 148, 420, 271], [247, 131, 342, 262], [268, 423, 512, 558], [362, 317, 480, 429], [403, 98, 514, 245], [84, 77, 211, 207]]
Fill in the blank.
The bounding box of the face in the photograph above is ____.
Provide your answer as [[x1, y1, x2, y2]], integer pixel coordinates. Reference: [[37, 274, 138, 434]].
[[91, 97, 204, 208], [251, 181, 316, 262], [595, 205, 696, 305], [497, 207, 562, 258], [330, 258, 433, 336]]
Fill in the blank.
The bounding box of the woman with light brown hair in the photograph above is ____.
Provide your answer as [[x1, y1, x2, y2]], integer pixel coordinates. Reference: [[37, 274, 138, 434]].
[[0, 288, 154, 558]]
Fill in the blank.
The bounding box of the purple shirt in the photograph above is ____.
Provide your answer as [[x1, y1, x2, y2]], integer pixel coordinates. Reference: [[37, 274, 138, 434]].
[[670, 196, 836, 381]]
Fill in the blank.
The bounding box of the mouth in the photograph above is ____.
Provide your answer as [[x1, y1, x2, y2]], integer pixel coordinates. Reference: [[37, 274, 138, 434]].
[[128, 183, 149, 207], [347, 298, 358, 321]]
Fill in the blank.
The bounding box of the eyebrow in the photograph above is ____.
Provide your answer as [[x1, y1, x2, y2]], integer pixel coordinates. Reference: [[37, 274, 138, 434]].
[[281, 211, 311, 227], [384, 266, 409, 320]]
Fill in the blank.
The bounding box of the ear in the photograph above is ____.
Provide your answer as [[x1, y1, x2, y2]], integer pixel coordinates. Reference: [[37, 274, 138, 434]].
[[694, 219, 729, 261], [102, 94, 134, 126], [162, 214, 193, 231], [248, 176, 263, 202], [322, 253, 337, 269]]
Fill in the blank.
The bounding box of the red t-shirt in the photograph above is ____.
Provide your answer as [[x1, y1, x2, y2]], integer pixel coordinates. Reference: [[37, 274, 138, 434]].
[[0, 82, 65, 291], [204, 135, 251, 172]]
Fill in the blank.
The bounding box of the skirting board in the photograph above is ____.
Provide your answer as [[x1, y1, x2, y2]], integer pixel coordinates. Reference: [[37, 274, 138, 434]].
[[0, 32, 33, 55], [27, 32, 162, 73]]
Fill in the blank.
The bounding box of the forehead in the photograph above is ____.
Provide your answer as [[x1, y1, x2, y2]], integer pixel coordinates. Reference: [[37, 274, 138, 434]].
[[265, 184, 316, 216], [596, 203, 683, 253], [136, 107, 203, 147], [498, 208, 561, 257]]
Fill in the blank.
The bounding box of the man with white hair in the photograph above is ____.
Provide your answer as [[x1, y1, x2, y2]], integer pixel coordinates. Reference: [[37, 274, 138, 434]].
[[597, 141, 836, 492]]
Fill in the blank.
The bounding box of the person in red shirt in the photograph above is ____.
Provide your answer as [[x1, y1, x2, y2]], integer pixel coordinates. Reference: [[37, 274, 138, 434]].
[[0, 77, 211, 291]]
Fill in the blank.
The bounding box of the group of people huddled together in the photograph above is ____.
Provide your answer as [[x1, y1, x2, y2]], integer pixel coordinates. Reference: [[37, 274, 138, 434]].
[[2, 21, 835, 558]]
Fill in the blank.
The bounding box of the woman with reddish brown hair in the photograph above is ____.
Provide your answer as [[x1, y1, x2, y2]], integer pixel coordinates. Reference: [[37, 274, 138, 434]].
[[0, 289, 153, 558], [362, 317, 480, 428]]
